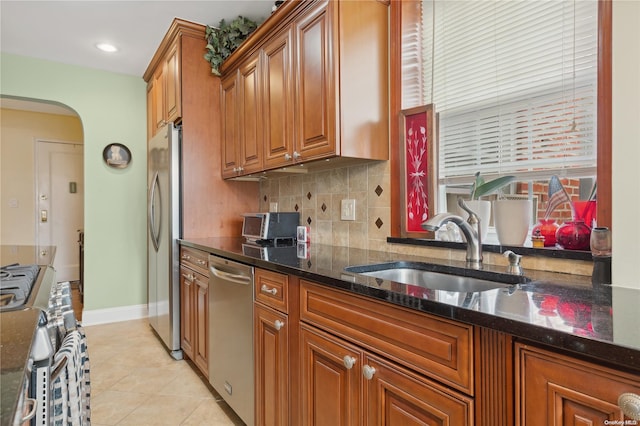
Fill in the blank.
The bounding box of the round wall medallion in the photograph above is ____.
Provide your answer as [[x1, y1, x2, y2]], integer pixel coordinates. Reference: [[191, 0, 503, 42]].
[[103, 143, 131, 169]]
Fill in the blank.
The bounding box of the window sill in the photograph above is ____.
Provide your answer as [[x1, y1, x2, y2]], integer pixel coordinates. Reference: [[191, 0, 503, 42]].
[[387, 237, 593, 261]]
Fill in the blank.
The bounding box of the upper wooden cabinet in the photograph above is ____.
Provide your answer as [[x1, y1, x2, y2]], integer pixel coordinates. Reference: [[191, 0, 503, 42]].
[[144, 18, 259, 238], [220, 0, 389, 178], [145, 31, 183, 138]]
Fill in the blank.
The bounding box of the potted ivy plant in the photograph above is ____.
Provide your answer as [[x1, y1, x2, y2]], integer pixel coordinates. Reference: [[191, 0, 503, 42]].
[[460, 172, 516, 240], [204, 16, 259, 76]]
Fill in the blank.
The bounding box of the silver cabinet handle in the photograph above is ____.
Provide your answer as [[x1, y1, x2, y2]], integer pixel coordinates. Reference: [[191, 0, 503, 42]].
[[284, 153, 292, 161], [619, 393, 640, 420], [181, 254, 191, 260], [196, 259, 206, 266], [181, 273, 195, 282], [362, 365, 376, 380], [274, 320, 285, 331], [261, 284, 278, 296], [293, 151, 301, 159], [343, 356, 356, 369]]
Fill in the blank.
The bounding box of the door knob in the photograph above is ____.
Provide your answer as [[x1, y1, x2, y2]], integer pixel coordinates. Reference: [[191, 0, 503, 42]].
[[274, 320, 285, 331]]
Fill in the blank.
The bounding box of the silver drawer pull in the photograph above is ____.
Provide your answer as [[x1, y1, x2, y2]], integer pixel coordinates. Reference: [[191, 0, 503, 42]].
[[181, 273, 195, 281], [182, 254, 191, 260], [196, 259, 206, 265], [362, 365, 376, 380], [261, 284, 278, 296], [343, 356, 356, 369], [274, 320, 285, 331]]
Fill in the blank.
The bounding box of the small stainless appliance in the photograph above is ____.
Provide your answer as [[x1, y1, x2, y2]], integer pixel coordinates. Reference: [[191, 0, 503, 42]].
[[147, 123, 182, 359], [242, 212, 299, 244], [208, 255, 254, 425]]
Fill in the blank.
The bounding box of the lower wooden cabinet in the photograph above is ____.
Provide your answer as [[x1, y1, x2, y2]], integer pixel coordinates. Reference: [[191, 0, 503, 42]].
[[179, 264, 209, 377], [516, 343, 640, 425], [254, 303, 289, 426], [300, 323, 473, 425]]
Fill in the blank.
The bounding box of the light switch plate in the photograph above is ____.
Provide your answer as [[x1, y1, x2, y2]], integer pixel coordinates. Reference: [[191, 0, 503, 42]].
[[341, 199, 356, 221], [269, 202, 278, 212]]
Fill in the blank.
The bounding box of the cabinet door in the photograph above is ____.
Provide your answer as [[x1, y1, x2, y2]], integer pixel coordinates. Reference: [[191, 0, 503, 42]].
[[263, 28, 295, 170], [194, 272, 208, 377], [179, 266, 194, 360], [153, 65, 166, 132], [517, 343, 640, 425], [363, 353, 473, 426], [165, 41, 181, 123], [300, 324, 362, 426], [146, 81, 156, 139], [221, 72, 240, 178], [294, 0, 337, 162], [238, 52, 263, 174], [255, 303, 289, 426]]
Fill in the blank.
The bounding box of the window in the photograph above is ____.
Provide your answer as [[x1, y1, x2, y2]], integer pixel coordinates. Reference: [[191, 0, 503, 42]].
[[395, 0, 607, 240]]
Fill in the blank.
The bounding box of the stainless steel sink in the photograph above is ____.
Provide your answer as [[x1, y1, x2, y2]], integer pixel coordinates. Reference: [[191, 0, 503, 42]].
[[344, 261, 527, 292]]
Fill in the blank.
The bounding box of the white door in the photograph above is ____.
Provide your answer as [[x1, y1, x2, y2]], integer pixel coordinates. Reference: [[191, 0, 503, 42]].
[[36, 141, 84, 282]]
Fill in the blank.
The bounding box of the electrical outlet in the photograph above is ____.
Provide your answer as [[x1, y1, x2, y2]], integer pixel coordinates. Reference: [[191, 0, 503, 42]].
[[269, 202, 278, 212], [341, 199, 356, 221]]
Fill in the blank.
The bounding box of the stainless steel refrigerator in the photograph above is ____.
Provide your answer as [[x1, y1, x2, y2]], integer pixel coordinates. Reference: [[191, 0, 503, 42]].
[[148, 123, 182, 359]]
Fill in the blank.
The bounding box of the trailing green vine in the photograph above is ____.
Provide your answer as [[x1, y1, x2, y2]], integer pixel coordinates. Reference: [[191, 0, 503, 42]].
[[204, 16, 259, 76]]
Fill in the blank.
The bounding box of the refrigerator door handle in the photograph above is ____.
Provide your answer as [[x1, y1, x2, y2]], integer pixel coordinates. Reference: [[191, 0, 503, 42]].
[[149, 171, 161, 252]]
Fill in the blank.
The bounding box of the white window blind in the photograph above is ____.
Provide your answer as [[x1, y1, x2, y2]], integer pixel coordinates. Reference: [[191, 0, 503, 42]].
[[404, 0, 599, 185]]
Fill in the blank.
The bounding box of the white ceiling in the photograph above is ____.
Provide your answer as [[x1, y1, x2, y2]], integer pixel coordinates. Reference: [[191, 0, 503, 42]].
[[0, 0, 275, 77]]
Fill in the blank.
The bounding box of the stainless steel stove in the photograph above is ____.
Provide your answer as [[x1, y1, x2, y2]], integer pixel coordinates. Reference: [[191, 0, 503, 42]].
[[0, 264, 42, 311], [0, 260, 90, 425]]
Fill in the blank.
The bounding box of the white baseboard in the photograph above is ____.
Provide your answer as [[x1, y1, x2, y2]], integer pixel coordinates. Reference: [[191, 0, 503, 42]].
[[81, 304, 148, 326]]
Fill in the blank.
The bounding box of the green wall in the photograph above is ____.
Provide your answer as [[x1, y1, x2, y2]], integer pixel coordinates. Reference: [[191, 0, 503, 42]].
[[1, 52, 148, 311]]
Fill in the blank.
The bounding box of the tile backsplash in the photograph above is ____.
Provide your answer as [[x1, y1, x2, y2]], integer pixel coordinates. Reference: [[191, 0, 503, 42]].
[[259, 161, 391, 250], [259, 161, 592, 276]]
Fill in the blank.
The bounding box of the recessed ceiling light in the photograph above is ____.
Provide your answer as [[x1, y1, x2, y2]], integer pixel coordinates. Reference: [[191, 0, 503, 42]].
[[96, 43, 118, 53]]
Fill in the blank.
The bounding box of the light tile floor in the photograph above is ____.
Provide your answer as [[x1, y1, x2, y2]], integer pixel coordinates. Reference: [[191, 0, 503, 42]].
[[85, 319, 245, 426]]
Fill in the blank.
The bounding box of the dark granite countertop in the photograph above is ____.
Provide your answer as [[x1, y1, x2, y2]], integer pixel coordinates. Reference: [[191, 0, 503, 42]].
[[0, 245, 55, 426], [181, 237, 640, 373]]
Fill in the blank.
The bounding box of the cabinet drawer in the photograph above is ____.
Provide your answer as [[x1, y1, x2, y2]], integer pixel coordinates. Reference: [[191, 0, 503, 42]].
[[255, 268, 289, 313], [180, 247, 209, 275], [516, 343, 640, 425], [300, 280, 474, 394]]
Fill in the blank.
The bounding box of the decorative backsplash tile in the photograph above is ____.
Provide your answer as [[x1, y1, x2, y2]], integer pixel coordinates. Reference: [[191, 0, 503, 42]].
[[258, 160, 592, 276]]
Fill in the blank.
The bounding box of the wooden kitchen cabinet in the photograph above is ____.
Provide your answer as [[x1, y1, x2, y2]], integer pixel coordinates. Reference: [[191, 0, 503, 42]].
[[145, 39, 180, 138], [300, 320, 473, 425], [221, 51, 264, 178], [254, 268, 292, 426], [221, 0, 389, 177], [220, 71, 240, 178], [516, 343, 640, 425], [263, 27, 294, 170], [299, 279, 474, 425], [179, 247, 209, 377]]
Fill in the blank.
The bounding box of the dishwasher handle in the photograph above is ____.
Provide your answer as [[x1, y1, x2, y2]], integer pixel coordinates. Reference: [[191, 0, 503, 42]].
[[210, 264, 252, 285]]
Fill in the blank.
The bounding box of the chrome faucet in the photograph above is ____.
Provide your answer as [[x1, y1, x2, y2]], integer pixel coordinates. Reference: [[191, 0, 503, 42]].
[[421, 198, 483, 269]]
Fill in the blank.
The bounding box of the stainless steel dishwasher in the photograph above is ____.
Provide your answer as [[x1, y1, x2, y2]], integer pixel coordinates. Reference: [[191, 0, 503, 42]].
[[208, 255, 254, 425]]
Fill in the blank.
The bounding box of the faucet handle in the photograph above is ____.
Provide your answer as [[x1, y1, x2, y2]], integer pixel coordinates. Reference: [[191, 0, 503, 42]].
[[503, 250, 524, 275], [458, 198, 479, 223]]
